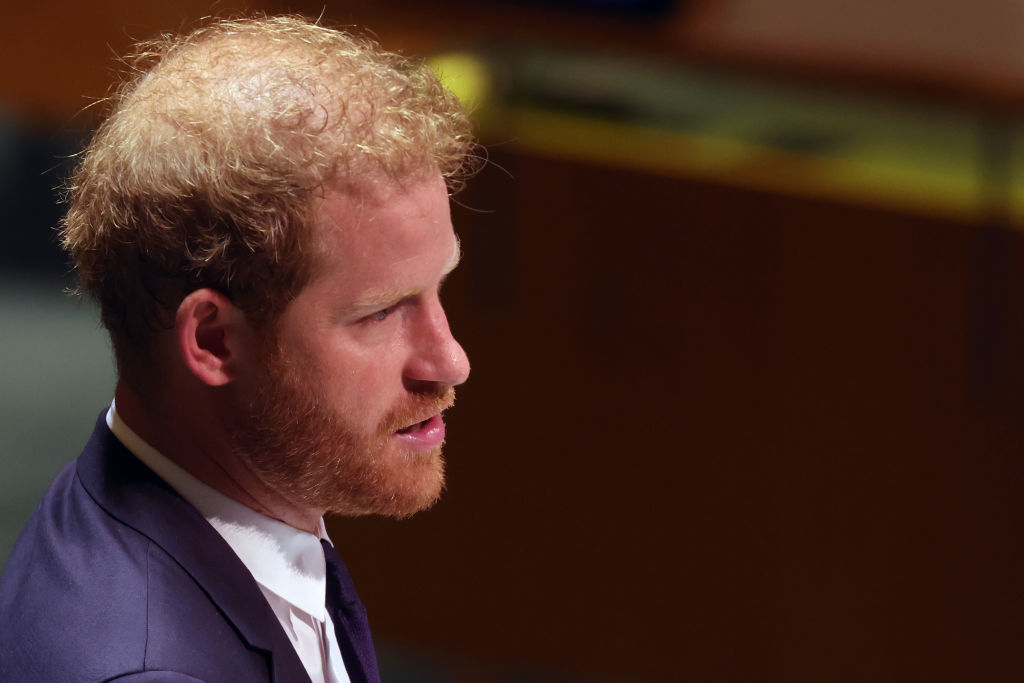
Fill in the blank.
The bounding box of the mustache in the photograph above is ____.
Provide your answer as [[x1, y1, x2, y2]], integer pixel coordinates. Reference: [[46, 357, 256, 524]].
[[380, 386, 456, 434]]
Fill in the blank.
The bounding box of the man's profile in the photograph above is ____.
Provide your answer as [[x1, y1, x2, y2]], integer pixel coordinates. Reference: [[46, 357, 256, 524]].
[[0, 15, 475, 683]]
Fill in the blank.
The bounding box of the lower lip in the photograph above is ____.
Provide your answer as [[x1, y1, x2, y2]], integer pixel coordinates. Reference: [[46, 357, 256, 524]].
[[395, 414, 446, 449]]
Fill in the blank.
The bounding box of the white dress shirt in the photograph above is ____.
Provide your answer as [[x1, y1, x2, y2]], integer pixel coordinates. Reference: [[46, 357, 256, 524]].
[[106, 402, 351, 683]]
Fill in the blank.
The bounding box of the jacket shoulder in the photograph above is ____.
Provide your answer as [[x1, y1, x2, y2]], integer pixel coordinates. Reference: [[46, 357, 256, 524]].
[[0, 462, 152, 680], [0, 445, 273, 682]]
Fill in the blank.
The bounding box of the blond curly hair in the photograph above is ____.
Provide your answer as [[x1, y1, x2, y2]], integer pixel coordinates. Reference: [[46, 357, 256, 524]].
[[62, 15, 475, 382]]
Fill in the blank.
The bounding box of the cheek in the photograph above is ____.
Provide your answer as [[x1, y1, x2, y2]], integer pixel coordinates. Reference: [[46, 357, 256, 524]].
[[311, 346, 406, 420], [279, 311, 414, 416]]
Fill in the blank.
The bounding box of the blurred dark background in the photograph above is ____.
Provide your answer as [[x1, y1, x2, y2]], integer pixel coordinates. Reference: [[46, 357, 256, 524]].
[[2, 1, 1022, 681]]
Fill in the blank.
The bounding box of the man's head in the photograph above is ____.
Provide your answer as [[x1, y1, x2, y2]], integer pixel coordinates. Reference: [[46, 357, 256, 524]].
[[61, 16, 475, 519], [62, 15, 474, 384]]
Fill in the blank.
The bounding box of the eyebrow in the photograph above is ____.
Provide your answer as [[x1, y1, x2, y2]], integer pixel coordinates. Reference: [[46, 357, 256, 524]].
[[351, 237, 462, 312]]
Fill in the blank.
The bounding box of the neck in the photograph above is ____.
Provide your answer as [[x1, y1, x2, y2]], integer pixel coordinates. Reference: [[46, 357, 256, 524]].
[[113, 380, 324, 534]]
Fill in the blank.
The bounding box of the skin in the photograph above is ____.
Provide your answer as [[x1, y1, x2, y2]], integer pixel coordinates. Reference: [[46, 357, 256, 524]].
[[114, 172, 470, 533]]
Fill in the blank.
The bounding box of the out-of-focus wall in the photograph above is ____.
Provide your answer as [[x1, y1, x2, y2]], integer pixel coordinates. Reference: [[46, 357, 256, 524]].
[[685, 0, 1024, 85], [0, 1, 276, 123], [4, 0, 1022, 124]]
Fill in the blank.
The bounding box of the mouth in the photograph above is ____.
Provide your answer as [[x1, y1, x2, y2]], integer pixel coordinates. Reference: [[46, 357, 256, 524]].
[[396, 415, 432, 434], [394, 413, 446, 448]]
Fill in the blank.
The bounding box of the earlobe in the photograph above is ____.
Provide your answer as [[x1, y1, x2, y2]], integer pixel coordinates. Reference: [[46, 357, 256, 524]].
[[175, 289, 247, 387]]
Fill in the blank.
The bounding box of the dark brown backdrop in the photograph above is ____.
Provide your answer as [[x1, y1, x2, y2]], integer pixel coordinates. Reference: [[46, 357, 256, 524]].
[[331, 150, 1024, 682]]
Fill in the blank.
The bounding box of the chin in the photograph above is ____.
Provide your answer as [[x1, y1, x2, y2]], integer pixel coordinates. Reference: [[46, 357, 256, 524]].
[[326, 446, 446, 519], [381, 445, 447, 518]]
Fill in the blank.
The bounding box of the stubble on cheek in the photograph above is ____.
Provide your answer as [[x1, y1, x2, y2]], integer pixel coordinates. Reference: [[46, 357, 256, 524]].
[[231, 346, 455, 518]]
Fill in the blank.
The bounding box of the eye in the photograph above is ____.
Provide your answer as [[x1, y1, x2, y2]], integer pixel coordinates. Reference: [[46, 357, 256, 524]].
[[366, 307, 393, 323]]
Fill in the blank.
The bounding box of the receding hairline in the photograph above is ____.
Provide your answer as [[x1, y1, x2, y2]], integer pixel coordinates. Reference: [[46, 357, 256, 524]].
[[124, 29, 356, 150]]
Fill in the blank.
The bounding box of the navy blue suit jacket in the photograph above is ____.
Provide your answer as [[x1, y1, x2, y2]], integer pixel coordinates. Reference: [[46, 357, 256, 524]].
[[0, 414, 380, 682]]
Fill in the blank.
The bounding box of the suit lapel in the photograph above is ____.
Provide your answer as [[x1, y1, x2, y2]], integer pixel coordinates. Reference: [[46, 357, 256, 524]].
[[76, 413, 311, 683]]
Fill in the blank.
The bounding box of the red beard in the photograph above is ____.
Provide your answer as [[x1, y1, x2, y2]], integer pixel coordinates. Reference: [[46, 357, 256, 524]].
[[231, 340, 454, 518]]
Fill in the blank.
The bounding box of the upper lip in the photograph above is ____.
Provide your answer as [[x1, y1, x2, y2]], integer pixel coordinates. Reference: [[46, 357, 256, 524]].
[[397, 395, 454, 432], [399, 412, 441, 432]]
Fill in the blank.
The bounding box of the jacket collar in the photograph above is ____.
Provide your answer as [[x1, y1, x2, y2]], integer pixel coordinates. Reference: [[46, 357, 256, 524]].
[[76, 412, 311, 683]]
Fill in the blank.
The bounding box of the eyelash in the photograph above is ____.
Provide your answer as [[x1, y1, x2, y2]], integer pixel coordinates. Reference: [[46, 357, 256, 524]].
[[363, 286, 443, 324], [366, 307, 394, 323]]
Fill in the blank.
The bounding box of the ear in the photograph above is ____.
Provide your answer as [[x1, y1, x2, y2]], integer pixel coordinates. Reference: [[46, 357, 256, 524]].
[[175, 288, 251, 387]]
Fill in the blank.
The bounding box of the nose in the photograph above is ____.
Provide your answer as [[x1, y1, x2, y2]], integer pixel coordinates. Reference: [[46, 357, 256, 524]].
[[404, 299, 470, 390]]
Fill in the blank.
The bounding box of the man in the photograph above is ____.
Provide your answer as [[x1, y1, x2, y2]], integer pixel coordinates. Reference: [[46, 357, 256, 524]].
[[0, 15, 474, 683]]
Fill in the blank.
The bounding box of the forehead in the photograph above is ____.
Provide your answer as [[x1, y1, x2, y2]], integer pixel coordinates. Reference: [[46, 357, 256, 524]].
[[308, 172, 456, 286]]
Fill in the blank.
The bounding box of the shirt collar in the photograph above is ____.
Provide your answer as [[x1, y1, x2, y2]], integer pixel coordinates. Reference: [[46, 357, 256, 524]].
[[106, 400, 331, 621]]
